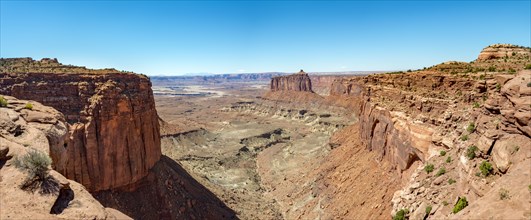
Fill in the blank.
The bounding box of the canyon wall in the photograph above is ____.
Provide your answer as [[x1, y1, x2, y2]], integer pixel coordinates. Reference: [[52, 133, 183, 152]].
[[0, 58, 161, 191], [270, 70, 313, 92], [325, 45, 531, 218]]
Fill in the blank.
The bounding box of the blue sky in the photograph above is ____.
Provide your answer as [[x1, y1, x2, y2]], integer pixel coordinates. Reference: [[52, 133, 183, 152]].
[[1, 1, 530, 75]]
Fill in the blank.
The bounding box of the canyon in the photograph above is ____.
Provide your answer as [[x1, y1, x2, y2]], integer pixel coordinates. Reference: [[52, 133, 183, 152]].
[[0, 43, 530, 220]]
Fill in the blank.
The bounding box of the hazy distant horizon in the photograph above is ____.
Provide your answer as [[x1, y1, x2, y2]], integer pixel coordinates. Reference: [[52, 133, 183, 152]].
[[1, 1, 530, 75]]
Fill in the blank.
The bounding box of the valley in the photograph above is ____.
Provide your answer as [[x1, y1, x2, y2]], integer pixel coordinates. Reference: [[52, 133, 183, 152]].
[[155, 80, 355, 219]]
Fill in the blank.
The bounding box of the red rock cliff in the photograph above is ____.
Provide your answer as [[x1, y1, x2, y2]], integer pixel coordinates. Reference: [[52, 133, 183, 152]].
[[0, 58, 161, 191], [270, 70, 313, 92]]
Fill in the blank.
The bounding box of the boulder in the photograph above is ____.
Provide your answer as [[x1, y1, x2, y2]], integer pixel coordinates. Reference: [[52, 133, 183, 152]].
[[492, 134, 528, 173]]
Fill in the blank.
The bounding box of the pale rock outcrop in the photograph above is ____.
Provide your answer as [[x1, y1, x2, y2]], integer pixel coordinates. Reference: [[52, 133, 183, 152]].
[[477, 44, 531, 60], [0, 95, 128, 219]]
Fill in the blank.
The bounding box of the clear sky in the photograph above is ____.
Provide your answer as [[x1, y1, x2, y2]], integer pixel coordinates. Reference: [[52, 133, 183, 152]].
[[1, 1, 530, 75]]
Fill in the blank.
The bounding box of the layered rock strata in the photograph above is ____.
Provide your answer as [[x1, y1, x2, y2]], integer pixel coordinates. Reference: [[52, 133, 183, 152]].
[[0, 58, 161, 191], [477, 44, 531, 60], [270, 70, 313, 92]]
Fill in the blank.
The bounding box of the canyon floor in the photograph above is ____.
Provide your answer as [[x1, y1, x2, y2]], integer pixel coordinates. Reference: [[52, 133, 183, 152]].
[[154, 82, 391, 219]]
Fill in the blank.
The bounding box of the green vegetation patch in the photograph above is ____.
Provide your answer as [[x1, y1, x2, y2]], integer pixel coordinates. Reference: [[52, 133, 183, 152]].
[[393, 209, 409, 220], [24, 103, 33, 110], [446, 156, 452, 163], [436, 167, 446, 176], [466, 123, 476, 133], [452, 197, 468, 214], [424, 163, 435, 174], [0, 96, 7, 107], [448, 178, 456, 184], [479, 161, 493, 177], [466, 146, 478, 159]]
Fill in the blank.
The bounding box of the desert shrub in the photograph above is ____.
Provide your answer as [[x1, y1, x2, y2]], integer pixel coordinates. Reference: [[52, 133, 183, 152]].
[[488, 66, 496, 72], [460, 134, 469, 141], [440, 150, 446, 156], [436, 167, 446, 176], [508, 68, 516, 74], [13, 150, 59, 194], [512, 52, 516, 56], [425, 205, 432, 216], [479, 74, 485, 80], [472, 102, 480, 108], [393, 209, 409, 220], [452, 197, 468, 213], [527, 82, 531, 87], [446, 156, 452, 163], [466, 146, 478, 159], [496, 83, 502, 91], [0, 96, 7, 107], [480, 161, 493, 176], [442, 201, 449, 206], [24, 103, 33, 110], [448, 178, 456, 184], [14, 150, 51, 180], [525, 64, 531, 69], [467, 123, 475, 133], [499, 188, 510, 200], [425, 164, 434, 174]]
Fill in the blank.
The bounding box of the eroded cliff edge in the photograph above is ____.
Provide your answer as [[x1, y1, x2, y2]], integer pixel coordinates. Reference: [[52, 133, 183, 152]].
[[0, 58, 161, 191], [0, 95, 128, 219], [325, 44, 531, 219]]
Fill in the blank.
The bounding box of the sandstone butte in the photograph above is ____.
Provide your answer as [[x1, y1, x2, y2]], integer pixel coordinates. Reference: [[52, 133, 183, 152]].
[[0, 58, 161, 192], [270, 69, 313, 92]]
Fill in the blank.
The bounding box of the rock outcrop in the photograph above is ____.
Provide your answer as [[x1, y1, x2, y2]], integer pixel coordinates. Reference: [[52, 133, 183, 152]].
[[0, 95, 129, 219], [270, 70, 313, 92], [0, 58, 161, 192], [477, 44, 531, 60], [322, 45, 531, 219]]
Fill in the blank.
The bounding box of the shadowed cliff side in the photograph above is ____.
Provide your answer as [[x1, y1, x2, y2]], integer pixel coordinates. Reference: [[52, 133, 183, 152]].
[[93, 156, 237, 220]]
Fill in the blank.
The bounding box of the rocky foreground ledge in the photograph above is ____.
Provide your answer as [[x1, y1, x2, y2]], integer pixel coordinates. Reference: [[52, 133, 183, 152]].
[[0, 58, 161, 192], [0, 95, 129, 219]]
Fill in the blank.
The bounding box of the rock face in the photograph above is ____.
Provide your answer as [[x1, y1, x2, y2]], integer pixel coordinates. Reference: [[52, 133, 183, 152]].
[[0, 58, 161, 192], [477, 44, 531, 60], [323, 45, 531, 219], [270, 70, 313, 92], [329, 78, 427, 171], [0, 95, 126, 219]]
